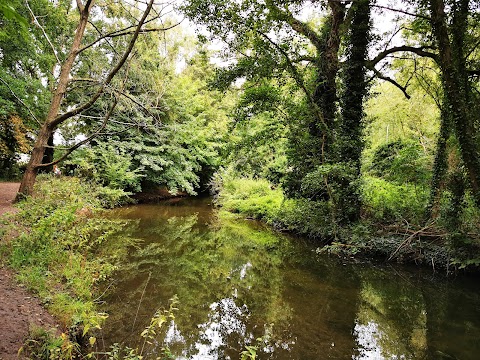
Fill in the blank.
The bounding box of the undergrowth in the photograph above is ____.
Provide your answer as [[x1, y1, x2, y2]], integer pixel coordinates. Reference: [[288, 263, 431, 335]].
[[215, 175, 480, 270], [0, 175, 138, 358]]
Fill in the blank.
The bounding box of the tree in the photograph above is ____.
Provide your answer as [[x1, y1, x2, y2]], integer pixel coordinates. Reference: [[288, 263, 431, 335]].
[[66, 31, 233, 195], [182, 0, 375, 224], [14, 0, 172, 199], [0, 0, 71, 177], [428, 0, 480, 207]]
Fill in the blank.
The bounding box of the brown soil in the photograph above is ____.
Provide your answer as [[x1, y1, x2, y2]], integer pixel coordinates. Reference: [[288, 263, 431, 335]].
[[0, 183, 59, 359], [0, 182, 20, 216]]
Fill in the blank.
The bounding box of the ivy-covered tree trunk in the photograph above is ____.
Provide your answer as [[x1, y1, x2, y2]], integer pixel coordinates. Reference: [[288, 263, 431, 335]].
[[337, 0, 371, 222], [429, 0, 480, 205], [311, 0, 346, 154], [426, 107, 450, 219]]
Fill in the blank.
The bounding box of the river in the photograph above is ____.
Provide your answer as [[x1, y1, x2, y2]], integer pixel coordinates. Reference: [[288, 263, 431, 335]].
[[99, 197, 480, 359]]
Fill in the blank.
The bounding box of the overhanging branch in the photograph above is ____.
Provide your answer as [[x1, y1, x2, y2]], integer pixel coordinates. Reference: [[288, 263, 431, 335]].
[[36, 97, 118, 168], [368, 66, 411, 99], [369, 45, 438, 66]]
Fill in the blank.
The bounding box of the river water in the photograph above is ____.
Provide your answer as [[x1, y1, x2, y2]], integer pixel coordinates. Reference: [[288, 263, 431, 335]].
[[100, 197, 480, 359]]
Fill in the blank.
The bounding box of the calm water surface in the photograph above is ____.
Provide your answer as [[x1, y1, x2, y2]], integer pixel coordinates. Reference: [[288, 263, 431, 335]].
[[100, 197, 480, 359]]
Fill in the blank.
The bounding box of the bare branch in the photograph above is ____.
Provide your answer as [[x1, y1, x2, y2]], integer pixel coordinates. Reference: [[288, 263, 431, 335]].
[[79, 17, 181, 54], [114, 89, 156, 118], [25, 0, 61, 65], [465, 39, 480, 60], [0, 76, 41, 125], [69, 77, 100, 83], [368, 66, 411, 99], [372, 4, 431, 20], [88, 20, 119, 55]]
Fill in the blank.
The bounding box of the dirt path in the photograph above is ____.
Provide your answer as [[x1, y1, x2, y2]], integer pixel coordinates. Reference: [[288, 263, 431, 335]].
[[0, 183, 59, 359], [0, 182, 20, 216]]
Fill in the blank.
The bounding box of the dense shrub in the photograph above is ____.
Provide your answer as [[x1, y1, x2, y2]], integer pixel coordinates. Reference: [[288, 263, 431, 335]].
[[215, 176, 284, 221], [65, 145, 142, 206], [368, 140, 431, 185], [361, 176, 429, 223]]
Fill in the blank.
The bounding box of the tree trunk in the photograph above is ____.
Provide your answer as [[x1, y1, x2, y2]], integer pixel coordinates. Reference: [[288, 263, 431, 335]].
[[328, 0, 370, 223], [40, 133, 55, 173], [426, 107, 449, 220], [15, 2, 93, 200], [15, 0, 155, 200], [312, 0, 345, 154], [16, 124, 53, 199], [429, 0, 480, 205]]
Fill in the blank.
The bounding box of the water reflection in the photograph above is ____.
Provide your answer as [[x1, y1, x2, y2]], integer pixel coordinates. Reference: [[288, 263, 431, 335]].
[[100, 198, 480, 359]]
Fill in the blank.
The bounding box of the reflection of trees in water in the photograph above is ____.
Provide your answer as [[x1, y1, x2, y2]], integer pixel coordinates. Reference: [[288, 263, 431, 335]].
[[353, 269, 480, 360], [100, 211, 298, 358], [353, 271, 428, 359], [99, 204, 480, 359]]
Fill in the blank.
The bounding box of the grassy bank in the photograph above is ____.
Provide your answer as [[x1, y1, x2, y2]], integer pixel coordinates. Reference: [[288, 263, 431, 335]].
[[0, 175, 138, 358], [215, 176, 480, 271]]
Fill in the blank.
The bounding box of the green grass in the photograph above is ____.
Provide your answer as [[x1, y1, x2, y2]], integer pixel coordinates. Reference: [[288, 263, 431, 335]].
[[0, 175, 135, 357]]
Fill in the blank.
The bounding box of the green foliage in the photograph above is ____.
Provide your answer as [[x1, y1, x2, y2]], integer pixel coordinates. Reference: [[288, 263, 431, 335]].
[[22, 327, 79, 360], [276, 198, 337, 240], [215, 175, 284, 221], [362, 176, 429, 223], [69, 144, 143, 192], [1, 175, 136, 349], [368, 140, 432, 185], [66, 35, 232, 196], [365, 83, 439, 152], [67, 144, 142, 206]]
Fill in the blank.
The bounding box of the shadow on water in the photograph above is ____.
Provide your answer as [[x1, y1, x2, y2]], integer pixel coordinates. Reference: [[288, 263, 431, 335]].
[[99, 197, 480, 359]]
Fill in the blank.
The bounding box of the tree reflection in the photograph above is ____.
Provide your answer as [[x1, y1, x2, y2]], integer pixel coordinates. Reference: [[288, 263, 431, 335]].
[[99, 200, 480, 360]]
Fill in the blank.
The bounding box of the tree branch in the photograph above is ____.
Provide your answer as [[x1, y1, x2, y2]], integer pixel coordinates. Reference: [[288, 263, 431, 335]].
[[264, 0, 322, 50], [25, 0, 61, 65], [372, 4, 431, 20], [50, 0, 155, 127], [369, 45, 439, 66], [36, 97, 118, 168], [368, 66, 411, 99], [76, 0, 84, 13], [78, 17, 180, 54], [256, 30, 328, 132]]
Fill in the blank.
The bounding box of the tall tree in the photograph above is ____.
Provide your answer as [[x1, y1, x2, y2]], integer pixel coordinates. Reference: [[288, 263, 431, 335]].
[[428, 0, 480, 206], [14, 0, 170, 198]]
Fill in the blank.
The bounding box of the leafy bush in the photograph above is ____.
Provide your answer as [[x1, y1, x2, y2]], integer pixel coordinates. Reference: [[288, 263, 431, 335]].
[[368, 140, 431, 185], [275, 198, 337, 240], [362, 175, 429, 223], [66, 144, 143, 205], [215, 176, 284, 221]]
